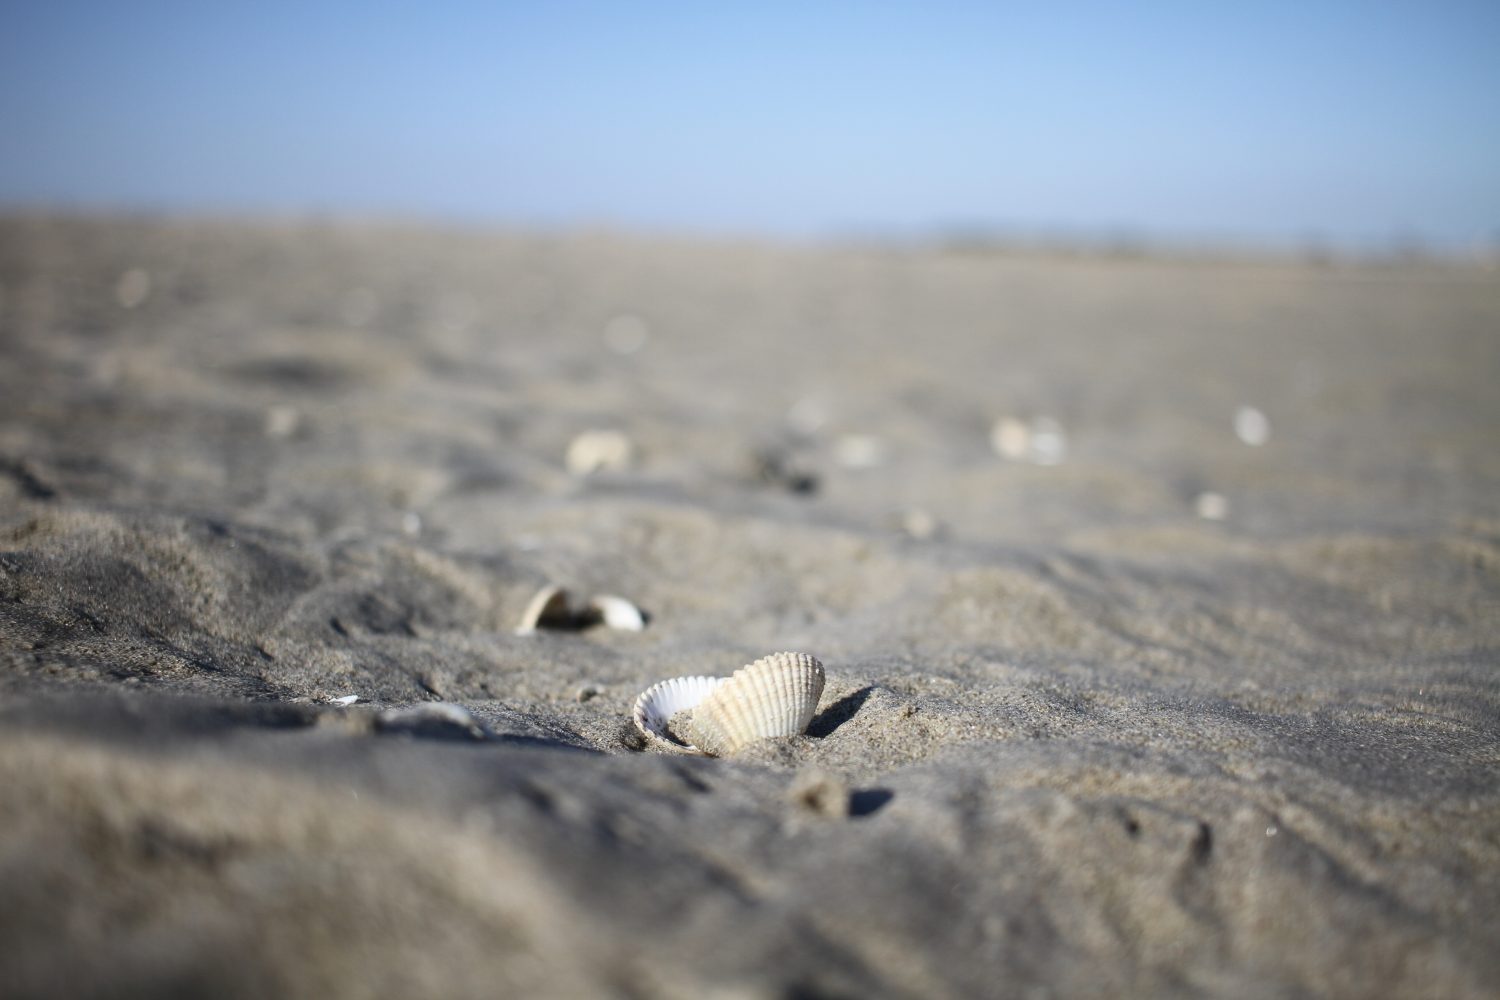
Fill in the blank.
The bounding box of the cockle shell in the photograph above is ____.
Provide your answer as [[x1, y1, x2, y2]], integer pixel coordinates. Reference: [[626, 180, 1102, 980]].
[[687, 652, 825, 756], [632, 675, 725, 753], [632, 652, 826, 757]]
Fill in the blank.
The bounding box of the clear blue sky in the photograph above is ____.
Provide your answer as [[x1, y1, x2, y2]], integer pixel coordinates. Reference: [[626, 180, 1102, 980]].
[[2, 1, 1497, 250]]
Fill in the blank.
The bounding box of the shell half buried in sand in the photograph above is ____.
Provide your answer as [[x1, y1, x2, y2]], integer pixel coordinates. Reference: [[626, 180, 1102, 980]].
[[515, 584, 572, 636], [632, 675, 725, 753], [633, 652, 825, 756]]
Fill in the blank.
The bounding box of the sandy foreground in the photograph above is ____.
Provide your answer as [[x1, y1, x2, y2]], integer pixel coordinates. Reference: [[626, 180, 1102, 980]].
[[0, 216, 1497, 998]]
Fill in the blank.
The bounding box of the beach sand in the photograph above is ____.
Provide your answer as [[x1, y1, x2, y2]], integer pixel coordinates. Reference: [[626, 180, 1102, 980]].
[[1, 216, 1497, 998]]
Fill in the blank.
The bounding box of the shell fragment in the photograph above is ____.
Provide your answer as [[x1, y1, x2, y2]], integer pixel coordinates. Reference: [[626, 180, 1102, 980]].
[[588, 594, 646, 631], [566, 429, 634, 476], [515, 584, 573, 635]]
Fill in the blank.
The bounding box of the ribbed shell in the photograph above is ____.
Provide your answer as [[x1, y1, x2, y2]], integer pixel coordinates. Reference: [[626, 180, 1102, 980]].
[[687, 652, 825, 757], [632, 675, 725, 753]]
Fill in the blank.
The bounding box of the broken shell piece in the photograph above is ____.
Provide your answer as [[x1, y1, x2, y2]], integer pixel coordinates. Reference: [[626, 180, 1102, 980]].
[[632, 675, 726, 753], [900, 508, 940, 540], [1234, 405, 1271, 446], [264, 405, 301, 439], [833, 433, 886, 469], [687, 652, 825, 757], [990, 415, 1067, 465], [588, 594, 646, 631], [785, 396, 829, 435], [515, 584, 573, 635], [1195, 491, 1229, 521], [566, 429, 633, 476], [990, 417, 1031, 460]]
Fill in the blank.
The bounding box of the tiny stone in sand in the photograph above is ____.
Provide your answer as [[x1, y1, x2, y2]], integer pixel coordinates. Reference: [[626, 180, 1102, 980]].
[[1235, 405, 1271, 446], [566, 429, 634, 475]]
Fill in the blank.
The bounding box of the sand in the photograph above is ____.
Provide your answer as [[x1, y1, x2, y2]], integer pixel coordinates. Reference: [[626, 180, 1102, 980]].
[[1, 215, 1497, 998]]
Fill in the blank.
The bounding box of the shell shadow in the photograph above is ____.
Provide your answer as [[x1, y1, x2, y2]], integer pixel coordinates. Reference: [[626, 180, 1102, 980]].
[[849, 789, 894, 818], [807, 685, 874, 738]]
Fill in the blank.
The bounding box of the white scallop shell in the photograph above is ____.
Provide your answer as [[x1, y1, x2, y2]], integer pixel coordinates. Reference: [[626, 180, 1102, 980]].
[[686, 652, 825, 757], [632, 675, 725, 753], [515, 584, 572, 635]]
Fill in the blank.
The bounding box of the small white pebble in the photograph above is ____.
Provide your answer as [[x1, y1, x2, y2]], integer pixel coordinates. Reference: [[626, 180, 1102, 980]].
[[401, 511, 422, 536], [330, 694, 359, 707], [566, 429, 633, 475], [602, 313, 650, 354], [115, 268, 151, 309], [1265, 825, 1278, 837], [901, 508, 940, 540], [1235, 406, 1271, 446], [786, 397, 830, 435], [833, 433, 885, 469], [1028, 416, 1067, 465], [991, 416, 1066, 465], [1195, 491, 1229, 521], [990, 417, 1030, 460], [264, 405, 301, 439]]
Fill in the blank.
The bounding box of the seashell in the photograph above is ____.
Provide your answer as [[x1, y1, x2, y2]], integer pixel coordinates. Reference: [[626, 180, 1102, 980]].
[[990, 415, 1067, 465], [990, 416, 1030, 461], [1234, 405, 1270, 446], [264, 405, 301, 439], [1194, 491, 1229, 521], [686, 652, 825, 757], [897, 507, 940, 540], [1027, 416, 1067, 466], [833, 433, 886, 469], [566, 429, 633, 476], [632, 675, 725, 753], [515, 584, 573, 635], [588, 594, 646, 631], [376, 702, 487, 740]]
